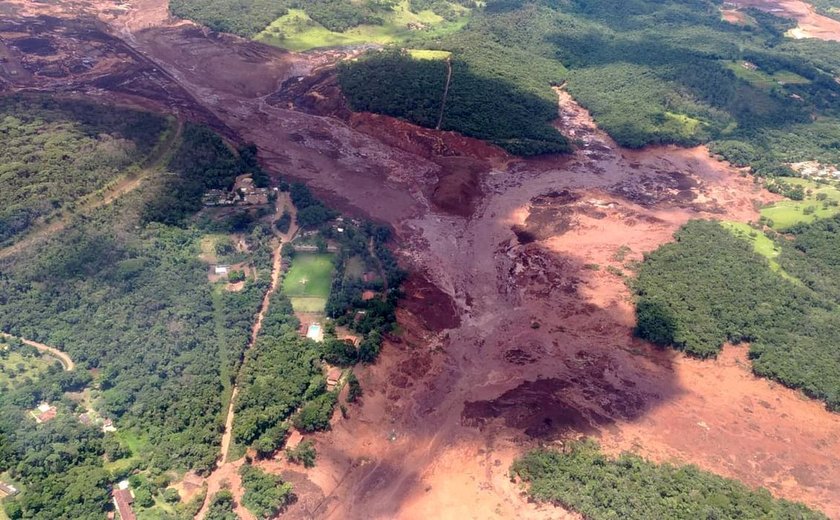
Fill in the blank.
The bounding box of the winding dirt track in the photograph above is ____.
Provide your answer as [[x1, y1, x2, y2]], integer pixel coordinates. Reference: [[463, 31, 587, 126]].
[[2, 0, 840, 518], [196, 192, 298, 520], [0, 332, 74, 371]]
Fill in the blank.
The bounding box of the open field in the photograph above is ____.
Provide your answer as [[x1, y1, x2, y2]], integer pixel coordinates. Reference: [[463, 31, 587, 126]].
[[407, 49, 452, 60], [0, 345, 57, 387], [720, 221, 798, 282], [282, 253, 334, 312], [255, 2, 468, 51], [761, 178, 840, 230]]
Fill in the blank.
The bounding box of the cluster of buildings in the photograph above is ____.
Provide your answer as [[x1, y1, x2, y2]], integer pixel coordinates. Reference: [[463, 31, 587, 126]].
[[202, 174, 274, 207]]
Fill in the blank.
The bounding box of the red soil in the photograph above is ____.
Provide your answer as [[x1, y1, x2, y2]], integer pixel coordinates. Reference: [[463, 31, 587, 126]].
[[732, 0, 840, 41]]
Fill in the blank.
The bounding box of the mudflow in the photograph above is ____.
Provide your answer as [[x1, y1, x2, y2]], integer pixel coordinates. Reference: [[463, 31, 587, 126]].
[[2, 0, 840, 518]]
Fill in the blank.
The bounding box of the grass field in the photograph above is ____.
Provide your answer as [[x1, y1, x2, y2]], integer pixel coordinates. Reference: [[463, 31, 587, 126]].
[[407, 49, 452, 60], [761, 178, 840, 230], [723, 61, 811, 89], [720, 221, 798, 282], [0, 344, 57, 387], [283, 253, 334, 312], [104, 429, 148, 473], [255, 1, 469, 51]]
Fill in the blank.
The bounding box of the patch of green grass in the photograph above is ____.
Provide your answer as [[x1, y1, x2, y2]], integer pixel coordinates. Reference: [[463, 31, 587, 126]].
[[255, 1, 469, 51], [407, 49, 452, 60], [723, 61, 776, 89], [772, 70, 811, 84], [283, 253, 334, 312], [344, 256, 366, 279], [105, 429, 148, 473], [720, 221, 798, 282], [0, 346, 57, 387], [761, 178, 840, 230]]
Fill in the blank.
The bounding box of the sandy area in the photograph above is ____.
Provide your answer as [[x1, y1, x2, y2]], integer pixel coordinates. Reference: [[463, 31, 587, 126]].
[[732, 0, 840, 41]]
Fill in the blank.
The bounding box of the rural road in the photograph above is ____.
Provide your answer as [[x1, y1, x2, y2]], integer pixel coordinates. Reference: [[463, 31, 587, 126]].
[[0, 332, 75, 371]]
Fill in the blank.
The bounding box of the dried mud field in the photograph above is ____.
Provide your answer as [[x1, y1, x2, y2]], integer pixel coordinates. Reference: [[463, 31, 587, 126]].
[[2, 0, 840, 518]]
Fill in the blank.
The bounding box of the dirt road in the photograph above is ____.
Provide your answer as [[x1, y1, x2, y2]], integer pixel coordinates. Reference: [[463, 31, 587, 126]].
[[0, 332, 75, 371], [196, 192, 298, 519]]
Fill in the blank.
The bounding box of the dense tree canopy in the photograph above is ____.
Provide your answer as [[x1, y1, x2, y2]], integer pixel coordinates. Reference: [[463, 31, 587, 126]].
[[635, 219, 840, 410], [512, 440, 826, 519]]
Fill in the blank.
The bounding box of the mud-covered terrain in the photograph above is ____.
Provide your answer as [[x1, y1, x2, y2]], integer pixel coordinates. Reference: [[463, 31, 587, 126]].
[[2, 0, 840, 518]]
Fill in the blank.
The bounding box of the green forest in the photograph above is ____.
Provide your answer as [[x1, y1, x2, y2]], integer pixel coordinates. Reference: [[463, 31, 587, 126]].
[[338, 0, 840, 164], [512, 440, 825, 519], [634, 219, 840, 411], [338, 50, 570, 155], [169, 0, 463, 37], [0, 104, 274, 518], [0, 95, 169, 246]]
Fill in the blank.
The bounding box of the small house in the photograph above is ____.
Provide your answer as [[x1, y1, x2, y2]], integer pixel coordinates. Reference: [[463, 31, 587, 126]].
[[0, 482, 19, 497], [113, 484, 136, 520], [214, 265, 229, 276], [326, 367, 342, 390]]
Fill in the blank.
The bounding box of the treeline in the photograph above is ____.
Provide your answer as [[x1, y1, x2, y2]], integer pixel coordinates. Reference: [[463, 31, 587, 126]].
[[634, 219, 840, 410], [512, 440, 826, 519], [239, 465, 295, 518], [289, 183, 338, 229], [233, 292, 336, 457], [339, 50, 570, 156], [169, 0, 289, 37], [0, 94, 168, 245], [144, 125, 267, 225], [169, 0, 429, 37]]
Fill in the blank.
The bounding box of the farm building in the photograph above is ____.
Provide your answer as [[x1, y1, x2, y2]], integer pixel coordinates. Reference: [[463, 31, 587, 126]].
[[112, 482, 136, 520], [31, 402, 57, 423], [0, 482, 19, 497], [213, 265, 229, 276], [326, 367, 343, 390]]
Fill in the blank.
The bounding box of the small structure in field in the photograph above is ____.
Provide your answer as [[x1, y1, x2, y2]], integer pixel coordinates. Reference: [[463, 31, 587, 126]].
[[326, 367, 343, 391], [102, 418, 117, 433], [285, 429, 303, 450], [0, 482, 19, 497], [213, 265, 229, 276]]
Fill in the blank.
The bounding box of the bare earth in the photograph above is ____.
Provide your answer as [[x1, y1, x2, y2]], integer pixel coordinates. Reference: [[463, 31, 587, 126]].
[[1, 0, 839, 518], [731, 0, 840, 40]]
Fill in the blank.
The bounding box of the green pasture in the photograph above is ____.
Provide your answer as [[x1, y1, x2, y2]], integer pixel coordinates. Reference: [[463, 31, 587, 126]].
[[283, 253, 334, 312], [255, 1, 469, 51], [720, 221, 797, 283], [761, 178, 840, 230], [0, 345, 56, 387]]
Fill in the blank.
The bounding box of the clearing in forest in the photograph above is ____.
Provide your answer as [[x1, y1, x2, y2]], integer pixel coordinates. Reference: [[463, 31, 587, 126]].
[[282, 253, 335, 312], [255, 1, 469, 51], [761, 178, 840, 230]]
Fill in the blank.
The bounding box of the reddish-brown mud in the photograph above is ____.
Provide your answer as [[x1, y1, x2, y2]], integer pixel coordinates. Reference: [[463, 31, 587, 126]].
[[2, 1, 840, 518], [732, 0, 840, 40]]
